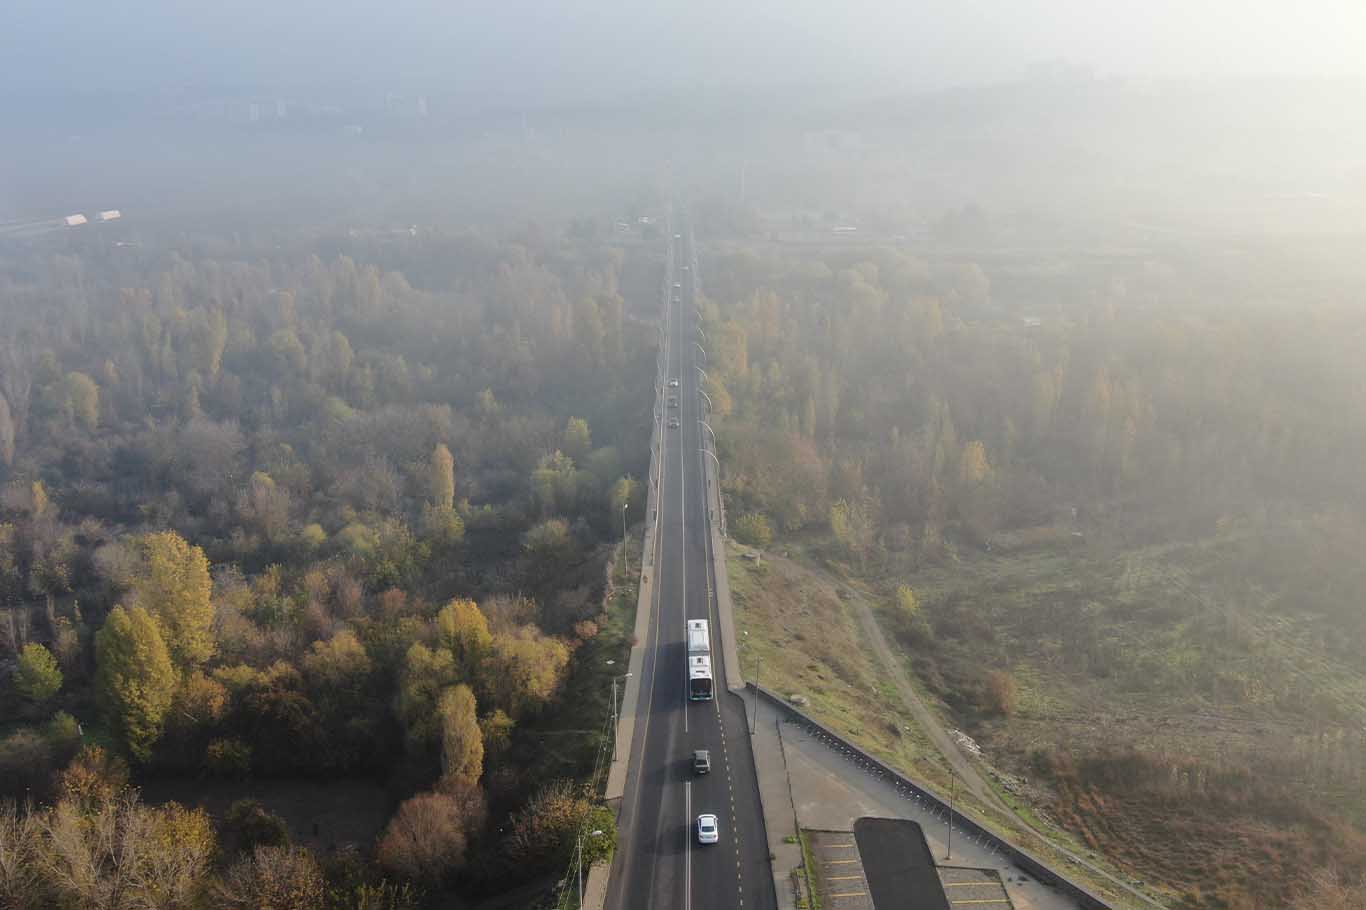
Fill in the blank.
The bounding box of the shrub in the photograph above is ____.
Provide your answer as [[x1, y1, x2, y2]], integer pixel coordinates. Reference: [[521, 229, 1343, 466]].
[[206, 738, 253, 777], [982, 670, 1018, 717], [216, 845, 325, 910], [224, 799, 291, 854], [733, 513, 774, 548], [55, 745, 129, 806], [0, 730, 54, 799], [14, 643, 62, 703]]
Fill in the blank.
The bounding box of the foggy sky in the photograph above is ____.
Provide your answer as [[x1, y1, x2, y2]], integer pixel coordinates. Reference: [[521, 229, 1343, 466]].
[[5, 0, 1366, 104]]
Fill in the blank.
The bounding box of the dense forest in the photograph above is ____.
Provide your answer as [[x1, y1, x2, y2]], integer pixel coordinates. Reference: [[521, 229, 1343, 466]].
[[0, 221, 655, 907], [701, 238, 1366, 906]]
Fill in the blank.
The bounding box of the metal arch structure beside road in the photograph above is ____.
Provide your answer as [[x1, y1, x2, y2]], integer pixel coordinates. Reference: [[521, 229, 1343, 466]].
[[605, 216, 776, 910]]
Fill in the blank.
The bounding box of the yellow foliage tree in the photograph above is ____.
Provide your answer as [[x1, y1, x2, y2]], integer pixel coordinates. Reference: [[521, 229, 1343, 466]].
[[95, 606, 177, 762], [484, 626, 570, 719], [437, 684, 484, 790], [132, 531, 215, 669], [435, 599, 491, 674], [430, 443, 456, 510]]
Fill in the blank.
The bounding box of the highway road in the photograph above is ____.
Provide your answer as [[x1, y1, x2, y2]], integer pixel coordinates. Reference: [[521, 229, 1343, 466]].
[[606, 220, 775, 910]]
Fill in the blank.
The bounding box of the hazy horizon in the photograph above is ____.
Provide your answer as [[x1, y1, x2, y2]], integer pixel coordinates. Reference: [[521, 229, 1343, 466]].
[[6, 0, 1366, 105]]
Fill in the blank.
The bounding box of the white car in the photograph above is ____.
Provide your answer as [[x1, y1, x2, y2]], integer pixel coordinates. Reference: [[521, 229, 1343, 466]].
[[669, 379, 680, 388], [674, 282, 682, 289], [696, 814, 719, 845], [668, 417, 680, 429]]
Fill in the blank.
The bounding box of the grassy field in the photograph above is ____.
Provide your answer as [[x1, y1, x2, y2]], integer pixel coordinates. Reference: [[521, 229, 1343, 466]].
[[737, 522, 1366, 909]]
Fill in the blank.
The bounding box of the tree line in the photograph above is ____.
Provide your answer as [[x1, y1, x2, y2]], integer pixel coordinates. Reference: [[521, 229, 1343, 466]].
[[0, 221, 657, 906]]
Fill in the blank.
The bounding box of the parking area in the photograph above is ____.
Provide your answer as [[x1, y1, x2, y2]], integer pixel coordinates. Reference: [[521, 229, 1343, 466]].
[[940, 866, 1015, 909], [806, 829, 874, 910]]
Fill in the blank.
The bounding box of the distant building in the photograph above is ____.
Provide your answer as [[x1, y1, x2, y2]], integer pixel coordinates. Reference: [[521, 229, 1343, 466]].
[[275, 99, 288, 119], [416, 96, 428, 118]]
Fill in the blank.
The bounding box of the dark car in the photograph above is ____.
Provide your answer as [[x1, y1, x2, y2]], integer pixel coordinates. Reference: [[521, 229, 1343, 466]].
[[693, 749, 711, 774]]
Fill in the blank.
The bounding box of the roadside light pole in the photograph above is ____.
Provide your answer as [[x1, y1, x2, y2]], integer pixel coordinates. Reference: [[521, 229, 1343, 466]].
[[578, 829, 604, 907]]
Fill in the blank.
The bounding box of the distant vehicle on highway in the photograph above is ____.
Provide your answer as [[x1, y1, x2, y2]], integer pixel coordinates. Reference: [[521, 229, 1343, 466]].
[[669, 379, 679, 388], [668, 417, 680, 428], [693, 749, 711, 774], [668, 396, 678, 407], [674, 282, 682, 288], [696, 814, 719, 844], [674, 233, 682, 239], [681, 265, 690, 271]]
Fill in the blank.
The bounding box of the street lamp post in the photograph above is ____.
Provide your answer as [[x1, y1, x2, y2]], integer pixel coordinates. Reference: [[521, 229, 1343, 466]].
[[578, 829, 605, 907]]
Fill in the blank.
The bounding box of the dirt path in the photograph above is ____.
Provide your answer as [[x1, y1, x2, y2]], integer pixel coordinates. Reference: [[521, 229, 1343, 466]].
[[766, 553, 1010, 815], [841, 583, 1014, 815]]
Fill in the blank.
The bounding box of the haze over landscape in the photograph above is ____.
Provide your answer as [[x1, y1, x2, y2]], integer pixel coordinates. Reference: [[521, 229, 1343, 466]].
[[2, 3, 1366, 910]]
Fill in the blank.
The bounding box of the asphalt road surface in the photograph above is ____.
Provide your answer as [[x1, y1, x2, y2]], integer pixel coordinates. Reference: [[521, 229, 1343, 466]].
[[606, 221, 775, 910]]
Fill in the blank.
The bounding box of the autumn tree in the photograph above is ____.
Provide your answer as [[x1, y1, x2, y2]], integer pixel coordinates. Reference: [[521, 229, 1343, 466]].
[[479, 710, 515, 765], [62, 371, 100, 431], [484, 626, 570, 719], [733, 513, 773, 548], [0, 801, 43, 905], [130, 531, 215, 669], [429, 443, 456, 510], [55, 745, 130, 807], [562, 417, 592, 462], [501, 780, 607, 871], [216, 845, 326, 910], [376, 791, 470, 885], [531, 452, 578, 517], [301, 629, 373, 703], [830, 497, 879, 569], [608, 476, 639, 533], [39, 796, 216, 910], [397, 643, 458, 749], [437, 684, 483, 790], [14, 642, 62, 703], [435, 599, 491, 675], [95, 605, 177, 762]]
